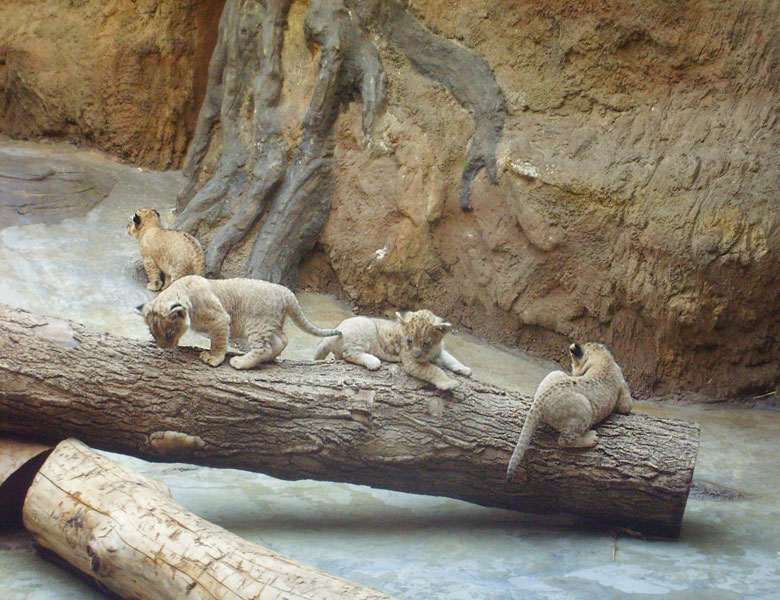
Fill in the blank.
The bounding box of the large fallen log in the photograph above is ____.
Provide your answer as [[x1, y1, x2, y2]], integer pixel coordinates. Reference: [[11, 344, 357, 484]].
[[0, 304, 700, 537], [4, 437, 391, 599]]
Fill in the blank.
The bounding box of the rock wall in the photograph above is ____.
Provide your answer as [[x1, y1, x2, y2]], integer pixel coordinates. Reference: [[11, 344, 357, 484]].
[[1, 0, 778, 398], [299, 0, 780, 398], [0, 0, 225, 168]]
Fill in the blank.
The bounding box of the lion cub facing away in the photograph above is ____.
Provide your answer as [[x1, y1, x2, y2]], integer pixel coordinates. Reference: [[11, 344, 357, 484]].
[[314, 310, 471, 390], [138, 275, 341, 370], [505, 342, 632, 482], [127, 208, 205, 292]]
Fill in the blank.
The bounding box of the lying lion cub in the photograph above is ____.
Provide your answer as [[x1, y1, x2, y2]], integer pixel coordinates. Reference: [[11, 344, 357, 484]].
[[314, 309, 471, 390], [127, 208, 204, 291], [138, 275, 341, 369]]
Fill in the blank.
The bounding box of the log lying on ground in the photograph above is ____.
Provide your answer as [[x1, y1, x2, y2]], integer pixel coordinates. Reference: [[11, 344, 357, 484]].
[[16, 437, 391, 600], [0, 304, 700, 537]]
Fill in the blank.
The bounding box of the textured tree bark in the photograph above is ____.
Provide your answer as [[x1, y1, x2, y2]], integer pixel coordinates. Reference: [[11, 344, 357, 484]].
[[0, 304, 699, 538], [175, 0, 504, 286], [20, 438, 391, 600]]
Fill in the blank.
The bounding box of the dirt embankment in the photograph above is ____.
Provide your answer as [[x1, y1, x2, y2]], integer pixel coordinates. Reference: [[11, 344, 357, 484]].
[[0, 0, 225, 168], [1, 0, 778, 398]]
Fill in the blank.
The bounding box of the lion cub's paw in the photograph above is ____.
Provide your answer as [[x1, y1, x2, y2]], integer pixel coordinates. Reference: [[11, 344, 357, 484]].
[[229, 355, 256, 370], [582, 430, 599, 447], [435, 377, 458, 391], [147, 280, 163, 292], [199, 350, 225, 367], [364, 356, 382, 370], [456, 365, 472, 377]]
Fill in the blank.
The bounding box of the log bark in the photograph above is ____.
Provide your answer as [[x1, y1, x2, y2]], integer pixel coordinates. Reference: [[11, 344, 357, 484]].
[[20, 438, 391, 600], [0, 304, 700, 537]]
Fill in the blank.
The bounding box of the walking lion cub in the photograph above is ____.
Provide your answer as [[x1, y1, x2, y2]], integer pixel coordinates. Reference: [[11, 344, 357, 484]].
[[138, 275, 341, 370]]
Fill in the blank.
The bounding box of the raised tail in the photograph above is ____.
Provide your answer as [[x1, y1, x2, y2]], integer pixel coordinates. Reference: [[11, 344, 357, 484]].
[[285, 295, 342, 338], [505, 405, 541, 483], [314, 337, 335, 360]]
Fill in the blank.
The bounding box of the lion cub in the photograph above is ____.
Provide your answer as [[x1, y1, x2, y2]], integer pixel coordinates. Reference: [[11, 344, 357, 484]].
[[314, 309, 471, 390], [505, 342, 633, 482], [138, 275, 341, 370], [127, 208, 205, 292]]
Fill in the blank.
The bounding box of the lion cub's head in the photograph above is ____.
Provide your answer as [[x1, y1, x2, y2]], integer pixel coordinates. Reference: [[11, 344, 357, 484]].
[[396, 309, 452, 361], [127, 208, 162, 238], [569, 342, 614, 376], [137, 299, 189, 349]]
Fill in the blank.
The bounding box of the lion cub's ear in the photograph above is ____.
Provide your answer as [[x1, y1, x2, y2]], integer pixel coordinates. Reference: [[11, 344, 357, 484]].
[[395, 311, 411, 324], [135, 303, 146, 315], [168, 303, 187, 319], [133, 213, 141, 225]]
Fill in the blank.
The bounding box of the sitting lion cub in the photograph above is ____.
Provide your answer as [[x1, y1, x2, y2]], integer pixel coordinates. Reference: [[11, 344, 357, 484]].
[[127, 208, 205, 292], [314, 309, 471, 390], [505, 342, 633, 482], [138, 275, 341, 370]]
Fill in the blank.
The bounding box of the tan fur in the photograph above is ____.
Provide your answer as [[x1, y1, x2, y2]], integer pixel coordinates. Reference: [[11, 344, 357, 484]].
[[127, 208, 205, 292], [506, 342, 633, 482], [314, 309, 471, 390], [138, 275, 341, 370]]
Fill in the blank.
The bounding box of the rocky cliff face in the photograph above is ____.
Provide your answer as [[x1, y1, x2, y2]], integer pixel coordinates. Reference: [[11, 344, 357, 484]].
[[2, 0, 778, 398], [0, 0, 225, 168]]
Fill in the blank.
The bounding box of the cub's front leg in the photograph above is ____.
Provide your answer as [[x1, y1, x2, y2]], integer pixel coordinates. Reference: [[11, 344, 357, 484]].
[[199, 311, 230, 367], [402, 355, 457, 391], [433, 350, 472, 377]]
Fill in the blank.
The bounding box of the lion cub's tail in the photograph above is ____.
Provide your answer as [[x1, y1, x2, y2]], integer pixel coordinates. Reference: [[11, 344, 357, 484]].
[[181, 232, 205, 276], [285, 296, 342, 338], [505, 403, 542, 483]]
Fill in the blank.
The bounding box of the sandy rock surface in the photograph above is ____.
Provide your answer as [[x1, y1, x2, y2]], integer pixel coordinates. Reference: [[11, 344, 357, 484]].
[[1, 0, 778, 398]]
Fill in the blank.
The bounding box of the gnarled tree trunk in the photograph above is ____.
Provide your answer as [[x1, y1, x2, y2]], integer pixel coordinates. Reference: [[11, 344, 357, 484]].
[[175, 0, 505, 286], [0, 304, 699, 538]]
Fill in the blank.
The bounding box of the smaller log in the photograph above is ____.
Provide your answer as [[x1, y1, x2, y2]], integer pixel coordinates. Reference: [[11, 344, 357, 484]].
[[22, 438, 392, 600]]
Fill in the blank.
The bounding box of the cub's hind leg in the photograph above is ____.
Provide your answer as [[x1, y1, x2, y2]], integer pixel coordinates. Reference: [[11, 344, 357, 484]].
[[230, 332, 275, 370], [550, 392, 598, 449], [616, 386, 633, 414], [269, 332, 288, 359], [558, 429, 599, 448], [314, 336, 335, 360], [342, 349, 382, 371], [143, 257, 164, 292]]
